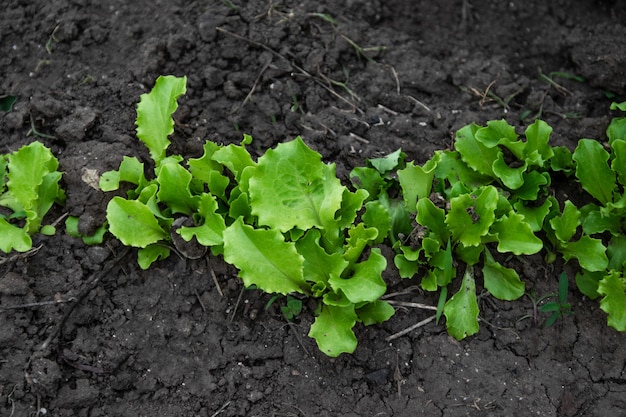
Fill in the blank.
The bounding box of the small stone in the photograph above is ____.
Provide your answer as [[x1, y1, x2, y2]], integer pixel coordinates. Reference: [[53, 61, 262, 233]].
[[197, 13, 226, 42]]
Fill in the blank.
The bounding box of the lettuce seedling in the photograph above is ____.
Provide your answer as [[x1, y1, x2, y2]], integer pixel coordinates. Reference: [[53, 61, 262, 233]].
[[0, 141, 65, 252], [222, 137, 393, 357], [101, 75, 394, 356], [101, 75, 193, 268], [354, 120, 569, 339], [562, 101, 626, 331]]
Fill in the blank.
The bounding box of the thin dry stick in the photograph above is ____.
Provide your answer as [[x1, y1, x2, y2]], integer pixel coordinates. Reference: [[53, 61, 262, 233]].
[[216, 26, 364, 114], [235, 58, 272, 113], [0, 245, 42, 266], [377, 103, 398, 116], [35, 247, 131, 352], [349, 132, 369, 144], [195, 289, 207, 312], [0, 298, 76, 313], [382, 285, 422, 298], [286, 321, 311, 357], [387, 64, 401, 95], [315, 69, 362, 105], [210, 267, 224, 297], [230, 285, 246, 323], [386, 300, 437, 311], [211, 401, 231, 417], [386, 314, 437, 342], [479, 79, 497, 108], [406, 95, 431, 112]]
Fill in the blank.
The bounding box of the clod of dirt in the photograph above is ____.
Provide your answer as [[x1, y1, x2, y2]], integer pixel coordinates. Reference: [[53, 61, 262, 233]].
[[0, 272, 29, 295], [55, 106, 98, 142], [26, 358, 62, 397], [570, 25, 626, 95]]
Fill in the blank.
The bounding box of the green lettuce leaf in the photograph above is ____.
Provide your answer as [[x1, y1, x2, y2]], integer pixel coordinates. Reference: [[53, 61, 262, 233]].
[[0, 218, 32, 252], [368, 148, 405, 174], [474, 119, 519, 150], [598, 272, 626, 331], [0, 142, 65, 236], [136, 75, 187, 166], [524, 120, 554, 166], [445, 186, 498, 247], [342, 223, 378, 266], [575, 269, 603, 299], [492, 152, 527, 189], [444, 266, 479, 339], [223, 217, 306, 295], [211, 135, 256, 182], [4, 142, 59, 213], [397, 156, 439, 210], [295, 229, 349, 285], [328, 248, 387, 304], [249, 137, 345, 233], [572, 139, 616, 205], [308, 304, 358, 357], [611, 139, 626, 187], [492, 212, 543, 255], [156, 162, 198, 215], [560, 235, 608, 272], [356, 300, 395, 325], [178, 193, 226, 246], [362, 201, 392, 245], [106, 197, 168, 248], [482, 249, 525, 300], [548, 200, 580, 243], [138, 244, 170, 270], [455, 123, 498, 177]]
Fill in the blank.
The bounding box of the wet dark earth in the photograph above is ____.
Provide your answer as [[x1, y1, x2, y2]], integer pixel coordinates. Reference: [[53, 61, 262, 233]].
[[1, 1, 626, 416]]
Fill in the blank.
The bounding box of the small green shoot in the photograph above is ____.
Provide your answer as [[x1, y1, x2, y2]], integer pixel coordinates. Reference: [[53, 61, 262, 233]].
[[222, 1, 239, 12], [519, 289, 555, 326], [0, 95, 17, 112], [27, 114, 56, 139], [266, 294, 303, 321], [539, 272, 574, 327]]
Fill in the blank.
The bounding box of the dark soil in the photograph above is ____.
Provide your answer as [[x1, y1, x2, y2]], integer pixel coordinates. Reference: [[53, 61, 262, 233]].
[[2, 1, 626, 416]]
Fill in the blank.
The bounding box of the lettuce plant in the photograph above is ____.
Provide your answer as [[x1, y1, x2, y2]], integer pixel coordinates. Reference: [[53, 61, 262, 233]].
[[0, 141, 65, 252], [559, 101, 626, 331], [357, 112, 626, 337], [354, 121, 558, 339], [100, 75, 394, 356], [100, 75, 189, 268]]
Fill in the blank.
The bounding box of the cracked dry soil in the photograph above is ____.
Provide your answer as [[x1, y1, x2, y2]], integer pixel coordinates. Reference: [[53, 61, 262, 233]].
[[1, 0, 626, 416]]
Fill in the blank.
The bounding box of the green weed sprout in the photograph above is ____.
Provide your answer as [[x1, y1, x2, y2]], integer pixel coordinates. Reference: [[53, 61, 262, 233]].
[[539, 272, 574, 327]]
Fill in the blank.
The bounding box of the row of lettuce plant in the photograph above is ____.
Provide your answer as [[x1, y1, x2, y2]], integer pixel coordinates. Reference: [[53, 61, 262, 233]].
[[357, 112, 625, 339], [2, 75, 624, 356]]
